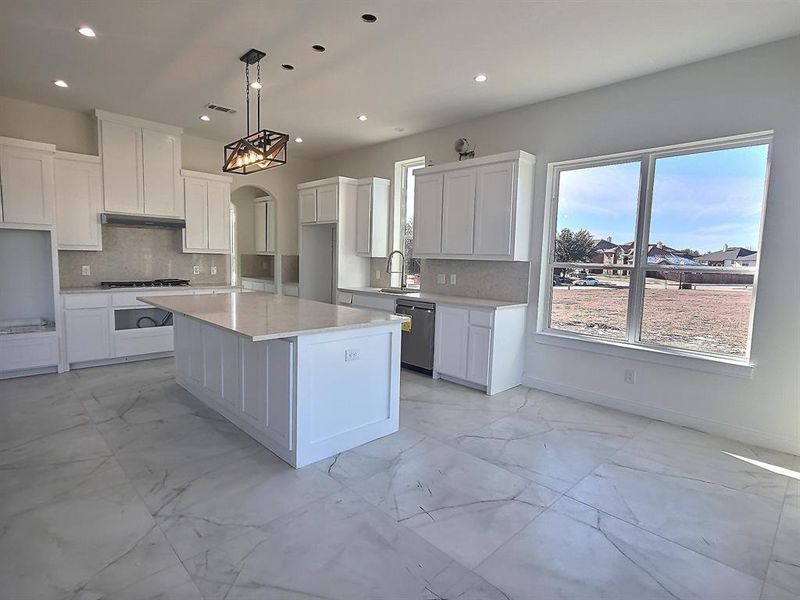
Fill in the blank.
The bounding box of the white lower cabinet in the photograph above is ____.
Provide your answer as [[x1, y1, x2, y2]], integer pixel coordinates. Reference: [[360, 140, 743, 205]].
[[65, 308, 112, 363], [0, 333, 59, 373], [434, 303, 526, 395]]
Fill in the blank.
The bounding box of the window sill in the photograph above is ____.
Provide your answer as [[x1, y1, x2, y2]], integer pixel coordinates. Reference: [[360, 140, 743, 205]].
[[534, 330, 754, 379]]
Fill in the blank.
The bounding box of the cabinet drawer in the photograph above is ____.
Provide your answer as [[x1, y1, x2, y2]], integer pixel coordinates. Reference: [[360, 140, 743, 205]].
[[469, 310, 494, 327], [0, 334, 59, 371], [64, 293, 110, 309], [114, 327, 174, 357]]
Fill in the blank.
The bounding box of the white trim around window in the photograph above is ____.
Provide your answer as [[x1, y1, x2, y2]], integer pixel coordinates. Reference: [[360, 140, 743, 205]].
[[536, 130, 772, 372]]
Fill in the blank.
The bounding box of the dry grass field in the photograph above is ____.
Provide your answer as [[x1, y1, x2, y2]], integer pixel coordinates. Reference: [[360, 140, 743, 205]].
[[551, 284, 752, 356]]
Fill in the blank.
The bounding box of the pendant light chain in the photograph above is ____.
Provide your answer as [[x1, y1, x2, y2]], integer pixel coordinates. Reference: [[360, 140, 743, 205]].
[[256, 61, 261, 131], [245, 62, 251, 135]]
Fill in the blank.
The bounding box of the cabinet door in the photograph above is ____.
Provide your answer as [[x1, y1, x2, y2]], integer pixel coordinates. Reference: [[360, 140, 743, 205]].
[[298, 188, 317, 223], [466, 325, 491, 385], [241, 339, 268, 428], [474, 162, 515, 257], [207, 180, 230, 251], [183, 178, 208, 250], [100, 120, 143, 214], [413, 173, 444, 255], [0, 145, 54, 225], [265, 201, 277, 253], [65, 308, 112, 363], [254, 201, 267, 252], [142, 129, 182, 217], [55, 157, 102, 250], [355, 183, 372, 255], [316, 184, 338, 222], [441, 169, 476, 255], [435, 305, 469, 379]]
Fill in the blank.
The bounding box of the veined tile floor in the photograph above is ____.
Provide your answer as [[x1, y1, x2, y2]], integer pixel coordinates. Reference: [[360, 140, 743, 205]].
[[0, 358, 797, 600]]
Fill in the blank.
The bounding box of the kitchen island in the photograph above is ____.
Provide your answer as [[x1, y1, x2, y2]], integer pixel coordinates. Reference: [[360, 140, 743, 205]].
[[138, 291, 406, 468]]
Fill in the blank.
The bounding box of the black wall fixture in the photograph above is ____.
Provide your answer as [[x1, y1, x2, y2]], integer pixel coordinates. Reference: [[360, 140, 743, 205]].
[[223, 48, 289, 175]]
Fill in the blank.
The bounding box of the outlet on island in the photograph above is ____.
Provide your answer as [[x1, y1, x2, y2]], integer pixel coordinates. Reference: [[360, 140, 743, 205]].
[[344, 348, 360, 362]]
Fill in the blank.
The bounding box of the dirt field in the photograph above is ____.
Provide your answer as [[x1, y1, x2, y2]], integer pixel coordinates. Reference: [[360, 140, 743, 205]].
[[551, 285, 752, 356]]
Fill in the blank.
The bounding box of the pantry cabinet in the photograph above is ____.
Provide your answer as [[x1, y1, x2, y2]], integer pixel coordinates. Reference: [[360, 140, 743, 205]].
[[355, 177, 390, 257], [181, 170, 231, 253], [0, 137, 56, 226], [412, 151, 534, 261], [96, 110, 183, 218], [54, 152, 103, 250]]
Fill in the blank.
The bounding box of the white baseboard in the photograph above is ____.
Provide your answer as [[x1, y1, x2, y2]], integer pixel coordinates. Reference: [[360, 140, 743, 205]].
[[521, 374, 800, 456]]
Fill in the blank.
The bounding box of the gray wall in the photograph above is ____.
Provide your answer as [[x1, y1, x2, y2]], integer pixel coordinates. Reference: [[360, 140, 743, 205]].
[[313, 37, 800, 452]]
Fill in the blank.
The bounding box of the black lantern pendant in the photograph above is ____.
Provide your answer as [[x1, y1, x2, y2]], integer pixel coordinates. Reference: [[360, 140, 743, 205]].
[[223, 49, 289, 175]]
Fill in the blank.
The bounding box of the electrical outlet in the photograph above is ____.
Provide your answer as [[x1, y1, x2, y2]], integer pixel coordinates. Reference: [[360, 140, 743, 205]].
[[211, 266, 217, 275], [450, 274, 457, 285], [624, 369, 636, 384], [344, 348, 360, 362], [81, 265, 91, 276], [375, 270, 382, 280], [437, 273, 446, 284], [193, 265, 200, 275]]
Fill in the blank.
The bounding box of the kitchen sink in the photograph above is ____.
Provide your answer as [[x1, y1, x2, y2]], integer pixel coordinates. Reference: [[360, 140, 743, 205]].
[[379, 287, 417, 295]]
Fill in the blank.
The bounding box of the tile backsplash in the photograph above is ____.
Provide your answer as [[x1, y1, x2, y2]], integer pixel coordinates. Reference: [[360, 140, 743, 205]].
[[420, 259, 530, 303], [59, 225, 229, 288], [240, 254, 274, 280], [281, 254, 299, 284]]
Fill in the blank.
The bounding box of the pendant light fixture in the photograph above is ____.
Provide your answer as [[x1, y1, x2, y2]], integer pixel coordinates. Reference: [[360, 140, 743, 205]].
[[223, 49, 289, 175]]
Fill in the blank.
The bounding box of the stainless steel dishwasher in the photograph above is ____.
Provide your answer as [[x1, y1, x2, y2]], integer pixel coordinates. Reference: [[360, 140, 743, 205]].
[[395, 299, 435, 374]]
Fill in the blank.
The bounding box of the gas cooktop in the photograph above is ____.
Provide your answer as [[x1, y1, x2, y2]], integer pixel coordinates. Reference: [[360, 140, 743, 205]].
[[100, 279, 191, 289]]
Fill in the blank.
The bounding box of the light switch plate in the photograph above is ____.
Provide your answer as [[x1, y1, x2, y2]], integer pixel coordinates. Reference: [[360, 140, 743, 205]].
[[450, 274, 457, 285], [81, 265, 91, 276], [193, 265, 200, 275], [211, 266, 217, 275], [436, 274, 446, 284]]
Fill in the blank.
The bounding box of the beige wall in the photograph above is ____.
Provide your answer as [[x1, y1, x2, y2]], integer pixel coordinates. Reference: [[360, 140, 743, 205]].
[[313, 37, 800, 453], [0, 95, 314, 254]]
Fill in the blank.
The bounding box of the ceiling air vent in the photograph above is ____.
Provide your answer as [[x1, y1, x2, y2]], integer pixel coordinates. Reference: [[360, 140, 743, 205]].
[[205, 102, 237, 114]]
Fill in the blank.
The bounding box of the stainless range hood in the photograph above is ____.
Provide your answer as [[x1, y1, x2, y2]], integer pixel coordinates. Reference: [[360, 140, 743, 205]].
[[101, 213, 186, 229]]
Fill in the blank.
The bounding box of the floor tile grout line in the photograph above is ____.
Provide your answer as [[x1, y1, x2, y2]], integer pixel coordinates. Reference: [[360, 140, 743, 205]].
[[758, 477, 792, 598]]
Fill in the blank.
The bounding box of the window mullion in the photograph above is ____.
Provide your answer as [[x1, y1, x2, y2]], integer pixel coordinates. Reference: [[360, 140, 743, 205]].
[[626, 155, 655, 343]]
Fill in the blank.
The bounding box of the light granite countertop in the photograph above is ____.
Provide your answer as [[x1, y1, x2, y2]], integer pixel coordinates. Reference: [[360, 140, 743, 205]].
[[338, 287, 528, 310], [60, 284, 240, 294], [138, 291, 407, 342]]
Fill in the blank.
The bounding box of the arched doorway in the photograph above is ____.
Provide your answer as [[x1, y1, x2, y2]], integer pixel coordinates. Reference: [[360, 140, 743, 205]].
[[229, 184, 277, 287]]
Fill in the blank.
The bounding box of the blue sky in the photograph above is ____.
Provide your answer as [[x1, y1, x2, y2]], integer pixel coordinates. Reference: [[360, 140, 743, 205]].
[[556, 144, 769, 254]]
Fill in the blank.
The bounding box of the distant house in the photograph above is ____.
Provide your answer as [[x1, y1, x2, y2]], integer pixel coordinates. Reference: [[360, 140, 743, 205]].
[[589, 239, 698, 274], [696, 245, 758, 267]]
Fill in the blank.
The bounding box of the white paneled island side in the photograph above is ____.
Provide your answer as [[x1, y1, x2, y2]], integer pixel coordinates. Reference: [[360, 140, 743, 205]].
[[138, 292, 407, 468]]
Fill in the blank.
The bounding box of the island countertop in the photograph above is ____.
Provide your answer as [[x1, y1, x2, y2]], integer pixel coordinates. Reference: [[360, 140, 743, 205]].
[[138, 291, 407, 342]]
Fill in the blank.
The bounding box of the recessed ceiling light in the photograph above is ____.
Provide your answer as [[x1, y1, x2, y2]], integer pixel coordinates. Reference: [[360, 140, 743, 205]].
[[361, 14, 378, 23], [250, 81, 262, 90], [76, 25, 96, 37], [357, 114, 368, 121], [312, 44, 326, 52], [52, 79, 69, 88], [473, 73, 488, 83], [281, 64, 294, 71], [294, 137, 303, 143], [199, 115, 211, 121]]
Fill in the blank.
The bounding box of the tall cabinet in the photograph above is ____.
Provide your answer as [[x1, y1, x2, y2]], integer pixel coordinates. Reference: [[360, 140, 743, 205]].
[[96, 110, 183, 218], [181, 170, 232, 254], [413, 151, 535, 261]]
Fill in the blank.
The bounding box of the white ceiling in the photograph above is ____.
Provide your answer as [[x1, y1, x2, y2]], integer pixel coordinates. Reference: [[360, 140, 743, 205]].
[[1, 1, 798, 157]]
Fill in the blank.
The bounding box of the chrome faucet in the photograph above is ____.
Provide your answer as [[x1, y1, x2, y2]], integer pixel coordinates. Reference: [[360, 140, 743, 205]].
[[386, 250, 406, 289]]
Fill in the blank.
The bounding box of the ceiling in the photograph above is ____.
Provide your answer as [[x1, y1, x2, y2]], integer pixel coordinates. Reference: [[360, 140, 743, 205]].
[[1, 1, 798, 157]]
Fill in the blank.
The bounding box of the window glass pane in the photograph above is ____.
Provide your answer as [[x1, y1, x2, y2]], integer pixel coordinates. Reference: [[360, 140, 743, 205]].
[[402, 162, 425, 287], [549, 268, 630, 341], [641, 275, 754, 357], [648, 144, 768, 266], [554, 161, 640, 264]]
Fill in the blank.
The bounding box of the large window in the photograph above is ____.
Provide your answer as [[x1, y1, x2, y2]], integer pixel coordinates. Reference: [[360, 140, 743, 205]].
[[394, 156, 426, 288], [541, 132, 770, 361]]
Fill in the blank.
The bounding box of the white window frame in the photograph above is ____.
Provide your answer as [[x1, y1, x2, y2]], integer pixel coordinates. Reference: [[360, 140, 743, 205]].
[[392, 156, 426, 288], [537, 131, 772, 376]]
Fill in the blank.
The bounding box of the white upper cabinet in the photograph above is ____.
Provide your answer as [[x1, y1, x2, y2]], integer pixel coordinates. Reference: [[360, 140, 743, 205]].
[[96, 110, 183, 218], [441, 169, 476, 255], [0, 138, 56, 226], [298, 188, 317, 223], [254, 197, 276, 254], [412, 173, 444, 255], [181, 170, 231, 254], [355, 177, 390, 257], [315, 184, 338, 222], [297, 177, 356, 225], [412, 151, 535, 261], [54, 152, 102, 250]]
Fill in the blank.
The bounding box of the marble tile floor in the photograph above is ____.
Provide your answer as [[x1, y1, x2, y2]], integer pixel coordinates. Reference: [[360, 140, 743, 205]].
[[0, 358, 797, 599]]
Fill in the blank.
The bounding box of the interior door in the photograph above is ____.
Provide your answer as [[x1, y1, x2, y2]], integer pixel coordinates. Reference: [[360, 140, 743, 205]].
[[441, 169, 476, 255], [183, 178, 208, 250], [298, 188, 317, 223], [413, 173, 444, 255], [300, 223, 335, 303], [316, 184, 338, 222], [207, 180, 230, 251], [355, 184, 372, 254], [142, 129, 181, 217], [474, 161, 515, 256]]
